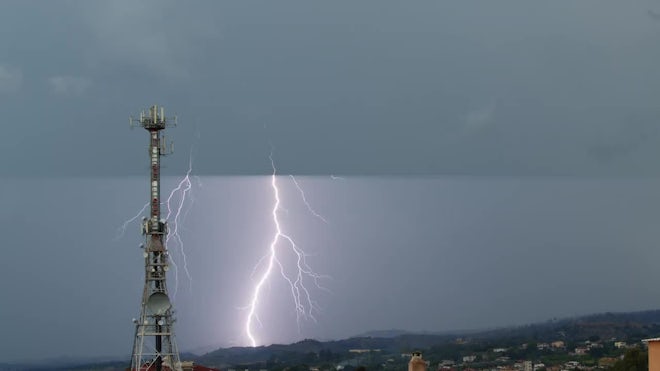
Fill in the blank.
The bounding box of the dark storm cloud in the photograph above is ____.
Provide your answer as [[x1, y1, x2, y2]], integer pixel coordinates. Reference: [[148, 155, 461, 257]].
[[647, 9, 660, 22], [2, 1, 660, 176], [587, 116, 660, 164]]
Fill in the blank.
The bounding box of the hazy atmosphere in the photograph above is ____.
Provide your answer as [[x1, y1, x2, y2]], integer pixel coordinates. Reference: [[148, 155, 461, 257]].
[[2, 0, 660, 364]]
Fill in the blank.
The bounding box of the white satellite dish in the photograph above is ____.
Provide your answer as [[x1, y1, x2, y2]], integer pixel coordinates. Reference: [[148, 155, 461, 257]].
[[147, 292, 171, 316]]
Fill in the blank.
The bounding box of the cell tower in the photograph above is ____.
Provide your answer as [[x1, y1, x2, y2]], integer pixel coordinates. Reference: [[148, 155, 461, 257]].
[[129, 105, 182, 371]]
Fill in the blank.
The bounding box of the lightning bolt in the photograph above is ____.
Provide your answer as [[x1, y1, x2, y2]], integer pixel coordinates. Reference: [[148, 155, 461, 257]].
[[115, 202, 149, 240], [165, 149, 195, 299], [245, 153, 328, 347], [116, 145, 197, 304], [289, 175, 328, 224]]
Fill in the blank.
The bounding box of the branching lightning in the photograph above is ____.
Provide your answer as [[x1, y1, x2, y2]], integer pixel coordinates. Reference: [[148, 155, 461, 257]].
[[289, 175, 328, 224], [117, 148, 197, 300], [245, 154, 328, 347], [165, 149, 195, 298], [115, 202, 149, 240]]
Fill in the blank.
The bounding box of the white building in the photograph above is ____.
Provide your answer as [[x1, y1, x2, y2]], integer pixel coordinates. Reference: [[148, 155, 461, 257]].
[[463, 355, 477, 363]]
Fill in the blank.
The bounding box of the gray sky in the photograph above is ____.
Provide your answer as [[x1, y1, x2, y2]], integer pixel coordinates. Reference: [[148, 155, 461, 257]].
[[3, 176, 660, 362], [3, 0, 660, 363], [2, 1, 660, 176]]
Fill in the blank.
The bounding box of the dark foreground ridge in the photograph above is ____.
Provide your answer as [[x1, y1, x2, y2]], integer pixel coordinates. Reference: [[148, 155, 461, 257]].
[[5, 309, 660, 371]]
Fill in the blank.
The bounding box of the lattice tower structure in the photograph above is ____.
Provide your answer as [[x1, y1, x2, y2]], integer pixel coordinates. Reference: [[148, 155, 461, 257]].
[[129, 105, 182, 371]]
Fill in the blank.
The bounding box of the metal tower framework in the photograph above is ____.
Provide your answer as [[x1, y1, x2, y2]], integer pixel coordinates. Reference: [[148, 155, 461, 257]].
[[129, 105, 182, 371]]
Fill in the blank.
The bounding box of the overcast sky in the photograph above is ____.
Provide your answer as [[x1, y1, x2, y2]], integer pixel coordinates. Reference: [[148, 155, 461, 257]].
[[5, 176, 660, 363], [3, 0, 660, 363], [2, 1, 660, 176]]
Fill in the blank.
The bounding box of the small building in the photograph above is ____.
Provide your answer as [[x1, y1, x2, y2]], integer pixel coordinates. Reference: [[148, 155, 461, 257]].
[[615, 341, 628, 349], [349, 349, 381, 354], [551, 341, 565, 349], [574, 347, 588, 355], [589, 342, 603, 349], [462, 355, 477, 363], [645, 338, 660, 371], [409, 352, 428, 371]]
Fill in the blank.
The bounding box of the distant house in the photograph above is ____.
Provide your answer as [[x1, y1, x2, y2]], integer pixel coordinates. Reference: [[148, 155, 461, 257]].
[[463, 355, 477, 363], [551, 341, 565, 349], [575, 347, 589, 355], [565, 361, 580, 368], [409, 352, 428, 371], [537, 343, 550, 350], [349, 349, 381, 354], [493, 348, 508, 353], [615, 341, 628, 349]]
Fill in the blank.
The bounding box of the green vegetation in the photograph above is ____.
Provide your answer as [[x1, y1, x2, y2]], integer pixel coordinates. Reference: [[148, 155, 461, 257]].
[[193, 310, 660, 370], [611, 348, 647, 371]]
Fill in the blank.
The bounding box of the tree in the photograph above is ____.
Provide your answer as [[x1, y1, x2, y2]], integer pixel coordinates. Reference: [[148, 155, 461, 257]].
[[612, 347, 647, 371]]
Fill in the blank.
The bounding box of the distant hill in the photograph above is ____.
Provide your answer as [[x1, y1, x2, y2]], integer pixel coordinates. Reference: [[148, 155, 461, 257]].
[[462, 309, 660, 344], [195, 309, 660, 368], [356, 329, 411, 338], [7, 309, 660, 370]]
